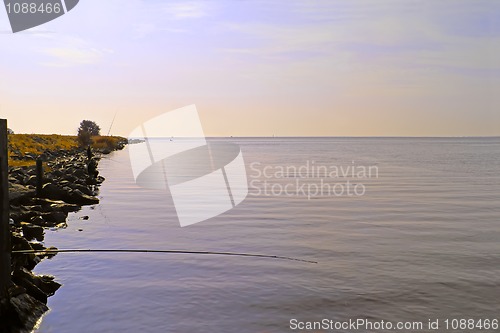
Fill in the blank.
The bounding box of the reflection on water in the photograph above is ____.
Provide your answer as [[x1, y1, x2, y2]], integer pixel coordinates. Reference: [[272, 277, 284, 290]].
[[35, 138, 500, 333]]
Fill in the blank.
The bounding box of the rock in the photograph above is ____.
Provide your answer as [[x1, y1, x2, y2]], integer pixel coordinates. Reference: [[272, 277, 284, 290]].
[[11, 233, 37, 270], [12, 269, 48, 304], [72, 183, 94, 196], [9, 167, 26, 179], [12, 268, 61, 298], [24, 175, 38, 187], [29, 215, 45, 226], [63, 171, 78, 181], [86, 175, 105, 185], [41, 246, 58, 259], [9, 183, 35, 204], [30, 242, 45, 251], [8, 284, 27, 298], [53, 222, 67, 229], [21, 223, 44, 242], [32, 198, 80, 213], [11, 233, 32, 251], [12, 208, 39, 224], [24, 153, 36, 160], [23, 205, 43, 213], [7, 293, 48, 332], [51, 169, 63, 178], [34, 275, 61, 296], [41, 183, 65, 200], [49, 202, 80, 213], [73, 168, 86, 178], [58, 180, 71, 187], [25, 256, 41, 270], [41, 211, 67, 224], [67, 189, 99, 205]]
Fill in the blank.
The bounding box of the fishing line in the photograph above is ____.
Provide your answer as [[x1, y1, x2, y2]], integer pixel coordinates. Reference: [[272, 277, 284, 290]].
[[12, 249, 317, 264]]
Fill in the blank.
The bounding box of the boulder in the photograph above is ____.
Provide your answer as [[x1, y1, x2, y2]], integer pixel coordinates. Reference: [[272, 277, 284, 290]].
[[49, 202, 80, 213], [72, 183, 94, 196], [41, 211, 67, 224], [12, 269, 48, 304], [9, 183, 35, 204], [30, 242, 45, 251], [63, 174, 78, 183], [11, 233, 36, 269], [32, 198, 79, 213], [66, 189, 99, 205], [51, 169, 63, 178], [73, 168, 86, 179], [34, 275, 61, 296], [41, 183, 65, 201], [7, 293, 48, 332], [20, 223, 44, 242], [29, 215, 45, 226], [24, 175, 38, 187], [10, 206, 38, 224]]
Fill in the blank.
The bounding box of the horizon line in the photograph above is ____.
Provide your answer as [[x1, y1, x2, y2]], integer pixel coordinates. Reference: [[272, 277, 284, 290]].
[[129, 135, 500, 139], [9, 133, 500, 139]]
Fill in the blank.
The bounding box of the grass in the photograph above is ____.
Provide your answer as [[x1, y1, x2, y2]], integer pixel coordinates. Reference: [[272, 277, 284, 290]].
[[91, 135, 126, 151], [8, 134, 126, 167], [8, 134, 78, 167]]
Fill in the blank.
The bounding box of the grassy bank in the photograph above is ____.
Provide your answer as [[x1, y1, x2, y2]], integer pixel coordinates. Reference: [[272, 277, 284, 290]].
[[8, 134, 127, 167], [91, 135, 127, 151]]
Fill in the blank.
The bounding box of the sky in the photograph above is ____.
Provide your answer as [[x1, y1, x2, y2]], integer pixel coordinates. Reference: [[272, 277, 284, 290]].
[[0, 0, 499, 137]]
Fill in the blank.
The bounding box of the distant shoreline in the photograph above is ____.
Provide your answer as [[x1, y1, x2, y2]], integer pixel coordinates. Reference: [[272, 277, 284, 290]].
[[128, 135, 500, 139]]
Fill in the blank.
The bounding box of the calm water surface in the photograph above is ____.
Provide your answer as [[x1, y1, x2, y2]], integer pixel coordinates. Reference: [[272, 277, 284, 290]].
[[35, 138, 500, 332]]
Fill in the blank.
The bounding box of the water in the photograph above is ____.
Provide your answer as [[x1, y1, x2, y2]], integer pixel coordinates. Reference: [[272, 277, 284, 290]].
[[35, 138, 500, 332]]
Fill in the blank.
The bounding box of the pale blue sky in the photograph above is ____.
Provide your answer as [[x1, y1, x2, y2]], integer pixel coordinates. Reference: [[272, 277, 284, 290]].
[[1, 0, 499, 136]]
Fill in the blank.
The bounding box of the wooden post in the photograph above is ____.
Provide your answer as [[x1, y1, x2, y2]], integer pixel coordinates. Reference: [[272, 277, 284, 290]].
[[36, 158, 43, 197], [0, 119, 11, 298]]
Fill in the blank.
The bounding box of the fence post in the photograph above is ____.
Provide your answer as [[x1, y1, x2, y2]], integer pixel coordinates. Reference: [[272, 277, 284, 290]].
[[36, 158, 43, 197], [0, 119, 11, 298]]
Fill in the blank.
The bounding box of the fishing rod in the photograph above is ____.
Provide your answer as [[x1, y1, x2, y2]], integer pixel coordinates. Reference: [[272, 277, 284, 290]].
[[107, 111, 118, 136], [12, 249, 318, 264]]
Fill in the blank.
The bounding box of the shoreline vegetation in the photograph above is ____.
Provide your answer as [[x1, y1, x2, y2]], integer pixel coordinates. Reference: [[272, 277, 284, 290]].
[[8, 134, 127, 167], [1, 134, 127, 333]]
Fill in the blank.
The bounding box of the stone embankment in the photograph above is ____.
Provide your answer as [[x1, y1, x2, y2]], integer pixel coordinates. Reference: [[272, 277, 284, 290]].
[[1, 141, 125, 332]]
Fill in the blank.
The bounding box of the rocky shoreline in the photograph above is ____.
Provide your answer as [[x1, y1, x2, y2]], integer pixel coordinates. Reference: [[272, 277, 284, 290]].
[[1, 143, 124, 332]]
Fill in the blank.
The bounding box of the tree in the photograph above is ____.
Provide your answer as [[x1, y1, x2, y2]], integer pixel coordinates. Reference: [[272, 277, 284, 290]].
[[77, 120, 101, 147], [78, 120, 100, 136]]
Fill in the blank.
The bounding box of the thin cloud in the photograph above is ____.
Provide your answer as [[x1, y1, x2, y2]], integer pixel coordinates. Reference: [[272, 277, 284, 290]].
[[218, 2, 500, 75], [41, 45, 113, 67], [162, 2, 209, 19], [133, 23, 187, 39], [35, 33, 113, 67]]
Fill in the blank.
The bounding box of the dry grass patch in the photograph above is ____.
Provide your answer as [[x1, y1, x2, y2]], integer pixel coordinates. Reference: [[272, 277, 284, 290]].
[[91, 136, 126, 151], [8, 134, 79, 167]]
